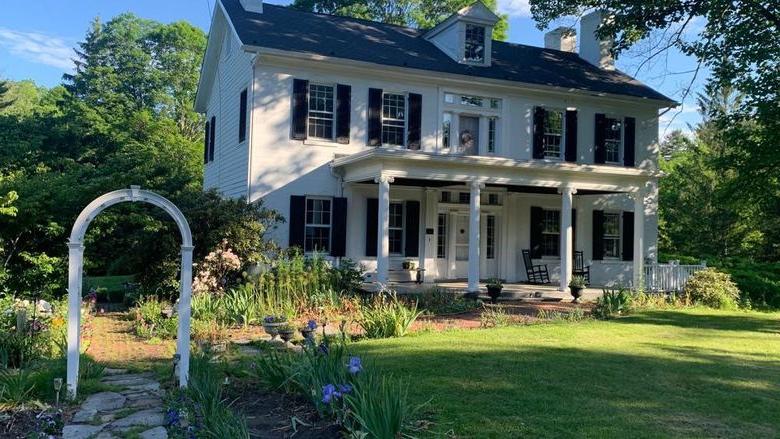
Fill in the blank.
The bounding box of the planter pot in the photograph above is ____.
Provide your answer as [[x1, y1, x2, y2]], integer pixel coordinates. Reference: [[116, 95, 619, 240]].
[[570, 286, 584, 303], [300, 328, 316, 342], [278, 329, 295, 343], [262, 321, 286, 341], [487, 286, 503, 304]]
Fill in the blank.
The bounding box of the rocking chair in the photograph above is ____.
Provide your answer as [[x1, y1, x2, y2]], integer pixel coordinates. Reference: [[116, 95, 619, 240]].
[[573, 251, 591, 284], [522, 249, 550, 284]]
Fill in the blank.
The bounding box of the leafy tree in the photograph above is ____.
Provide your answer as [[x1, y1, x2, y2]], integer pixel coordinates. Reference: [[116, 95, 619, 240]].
[[291, 0, 508, 40], [0, 80, 14, 110]]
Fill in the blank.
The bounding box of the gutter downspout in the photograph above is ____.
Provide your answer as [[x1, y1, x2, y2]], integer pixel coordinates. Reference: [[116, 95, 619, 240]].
[[246, 54, 258, 202]]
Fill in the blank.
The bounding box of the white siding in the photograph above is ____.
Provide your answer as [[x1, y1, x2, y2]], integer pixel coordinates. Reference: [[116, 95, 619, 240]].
[[202, 30, 253, 199]]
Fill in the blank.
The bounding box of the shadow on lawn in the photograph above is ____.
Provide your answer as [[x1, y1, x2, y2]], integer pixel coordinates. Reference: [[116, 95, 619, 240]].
[[613, 310, 780, 334], [356, 340, 780, 437]]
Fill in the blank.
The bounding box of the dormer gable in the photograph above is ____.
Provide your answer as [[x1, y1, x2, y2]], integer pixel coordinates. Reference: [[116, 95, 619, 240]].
[[424, 1, 499, 67]]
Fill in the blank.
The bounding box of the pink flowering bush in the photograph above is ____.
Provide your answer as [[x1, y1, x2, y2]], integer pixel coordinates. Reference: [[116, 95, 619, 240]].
[[192, 240, 242, 296]]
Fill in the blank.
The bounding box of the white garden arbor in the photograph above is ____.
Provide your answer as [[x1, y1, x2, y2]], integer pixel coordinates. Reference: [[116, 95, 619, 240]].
[[66, 186, 193, 398]]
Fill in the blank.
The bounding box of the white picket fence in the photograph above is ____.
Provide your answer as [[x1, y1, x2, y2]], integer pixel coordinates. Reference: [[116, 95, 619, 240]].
[[644, 261, 707, 293]]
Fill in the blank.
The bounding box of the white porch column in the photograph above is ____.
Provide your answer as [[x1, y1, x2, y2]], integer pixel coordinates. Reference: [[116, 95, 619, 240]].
[[66, 241, 84, 399], [375, 175, 393, 284], [177, 245, 194, 387], [559, 185, 576, 292], [467, 180, 484, 293], [633, 189, 646, 289]]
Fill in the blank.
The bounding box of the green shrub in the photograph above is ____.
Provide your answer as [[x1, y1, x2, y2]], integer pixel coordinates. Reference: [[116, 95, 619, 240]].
[[131, 296, 178, 339], [358, 293, 421, 338], [594, 288, 632, 319], [683, 268, 741, 309], [415, 288, 481, 315], [0, 368, 35, 405], [480, 306, 511, 328], [717, 261, 780, 308], [222, 285, 262, 328]]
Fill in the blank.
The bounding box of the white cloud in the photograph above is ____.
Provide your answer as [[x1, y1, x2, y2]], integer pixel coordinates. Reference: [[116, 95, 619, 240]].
[[0, 27, 74, 71], [497, 0, 532, 18]]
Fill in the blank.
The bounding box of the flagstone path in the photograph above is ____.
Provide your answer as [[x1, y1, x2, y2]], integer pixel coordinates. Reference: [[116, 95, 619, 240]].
[[62, 368, 167, 439]]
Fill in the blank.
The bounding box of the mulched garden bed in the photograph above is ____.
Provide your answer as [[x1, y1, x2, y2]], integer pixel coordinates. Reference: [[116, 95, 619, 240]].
[[227, 381, 341, 439], [0, 406, 62, 439]]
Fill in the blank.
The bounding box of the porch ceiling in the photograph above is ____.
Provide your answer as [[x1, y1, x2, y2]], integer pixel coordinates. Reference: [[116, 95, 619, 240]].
[[332, 148, 659, 193]]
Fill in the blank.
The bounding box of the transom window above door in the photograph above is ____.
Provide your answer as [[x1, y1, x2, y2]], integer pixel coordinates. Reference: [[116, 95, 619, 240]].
[[307, 84, 335, 140]]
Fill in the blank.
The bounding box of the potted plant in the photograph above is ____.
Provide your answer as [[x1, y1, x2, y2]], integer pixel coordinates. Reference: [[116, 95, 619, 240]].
[[262, 315, 287, 341], [277, 323, 296, 344], [300, 319, 317, 342], [569, 276, 587, 303], [486, 278, 504, 304], [402, 260, 416, 270]]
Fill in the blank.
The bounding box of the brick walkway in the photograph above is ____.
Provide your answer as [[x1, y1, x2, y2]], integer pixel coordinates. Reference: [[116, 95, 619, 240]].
[[85, 313, 175, 367]]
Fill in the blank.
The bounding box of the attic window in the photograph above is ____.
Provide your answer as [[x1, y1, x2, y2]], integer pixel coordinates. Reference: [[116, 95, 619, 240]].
[[464, 24, 485, 63]]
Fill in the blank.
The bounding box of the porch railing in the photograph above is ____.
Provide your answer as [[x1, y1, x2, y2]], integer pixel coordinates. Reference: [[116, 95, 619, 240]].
[[643, 261, 707, 293]]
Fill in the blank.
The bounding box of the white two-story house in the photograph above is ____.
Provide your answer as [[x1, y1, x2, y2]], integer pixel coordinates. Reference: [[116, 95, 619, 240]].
[[195, 0, 675, 294]]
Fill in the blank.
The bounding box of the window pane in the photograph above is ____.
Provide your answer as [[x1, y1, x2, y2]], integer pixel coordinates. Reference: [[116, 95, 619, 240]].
[[389, 229, 403, 254], [308, 84, 334, 139], [603, 213, 620, 258], [488, 117, 497, 153], [382, 93, 406, 146], [486, 215, 496, 259], [605, 118, 622, 162], [305, 226, 330, 252], [437, 213, 447, 259], [464, 24, 485, 62], [541, 209, 560, 257], [543, 109, 563, 159], [442, 113, 452, 148]]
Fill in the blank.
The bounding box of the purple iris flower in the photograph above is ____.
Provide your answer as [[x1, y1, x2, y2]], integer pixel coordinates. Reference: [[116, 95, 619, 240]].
[[306, 319, 317, 330], [263, 316, 275, 323], [321, 383, 341, 403], [347, 356, 363, 374], [338, 383, 352, 394]]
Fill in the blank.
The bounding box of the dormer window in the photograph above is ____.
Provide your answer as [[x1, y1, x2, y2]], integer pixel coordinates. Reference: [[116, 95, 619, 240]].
[[464, 24, 485, 63]]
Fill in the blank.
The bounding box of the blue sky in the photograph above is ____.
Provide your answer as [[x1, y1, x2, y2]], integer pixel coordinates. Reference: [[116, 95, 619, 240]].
[[0, 0, 705, 135]]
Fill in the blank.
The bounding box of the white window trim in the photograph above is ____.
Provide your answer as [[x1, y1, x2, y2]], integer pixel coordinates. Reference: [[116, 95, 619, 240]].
[[602, 211, 622, 259], [603, 115, 624, 165], [306, 83, 337, 142], [304, 196, 332, 254], [381, 92, 408, 148], [436, 212, 447, 259], [388, 200, 405, 255], [541, 107, 566, 161], [487, 116, 498, 154], [462, 23, 488, 66], [486, 214, 496, 259], [541, 208, 561, 258]]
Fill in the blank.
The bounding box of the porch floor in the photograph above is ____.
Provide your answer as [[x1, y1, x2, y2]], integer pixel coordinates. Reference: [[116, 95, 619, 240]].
[[370, 281, 604, 302]]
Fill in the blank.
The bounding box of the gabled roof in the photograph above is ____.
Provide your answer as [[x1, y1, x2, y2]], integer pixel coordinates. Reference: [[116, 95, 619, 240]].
[[216, 0, 674, 104]]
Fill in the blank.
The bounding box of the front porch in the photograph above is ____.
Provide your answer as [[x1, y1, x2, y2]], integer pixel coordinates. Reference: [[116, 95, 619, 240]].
[[368, 280, 605, 302]]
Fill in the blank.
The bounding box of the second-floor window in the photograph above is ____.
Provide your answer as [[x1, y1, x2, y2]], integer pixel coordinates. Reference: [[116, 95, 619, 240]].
[[603, 212, 621, 258], [382, 93, 406, 146], [464, 24, 485, 63], [543, 109, 564, 159], [308, 84, 335, 140], [604, 117, 623, 163], [541, 209, 560, 257]]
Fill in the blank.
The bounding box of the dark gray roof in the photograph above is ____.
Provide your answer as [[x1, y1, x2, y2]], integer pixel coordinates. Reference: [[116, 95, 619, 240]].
[[222, 0, 673, 103]]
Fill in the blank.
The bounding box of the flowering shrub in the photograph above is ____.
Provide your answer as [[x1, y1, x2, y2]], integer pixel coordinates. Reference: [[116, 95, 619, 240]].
[[192, 240, 242, 296]]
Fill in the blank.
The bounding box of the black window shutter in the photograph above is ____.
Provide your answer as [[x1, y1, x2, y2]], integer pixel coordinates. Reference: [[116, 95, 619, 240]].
[[565, 109, 577, 162], [239, 89, 248, 143], [335, 84, 351, 144], [530, 206, 544, 258], [209, 116, 216, 162], [404, 201, 420, 257], [203, 120, 210, 164], [330, 197, 347, 257], [594, 113, 606, 164], [407, 93, 422, 150], [288, 196, 306, 249], [291, 79, 308, 140], [367, 88, 382, 146], [622, 211, 634, 261], [365, 198, 378, 256], [532, 107, 545, 159], [572, 208, 577, 250], [623, 116, 636, 167], [592, 210, 604, 260]]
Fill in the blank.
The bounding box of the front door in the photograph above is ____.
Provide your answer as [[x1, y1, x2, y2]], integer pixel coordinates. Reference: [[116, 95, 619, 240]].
[[446, 213, 499, 280], [452, 214, 470, 278]]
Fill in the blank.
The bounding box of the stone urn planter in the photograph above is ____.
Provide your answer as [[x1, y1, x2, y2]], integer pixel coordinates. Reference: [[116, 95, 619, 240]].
[[569, 276, 587, 303], [262, 316, 287, 342], [486, 278, 504, 304], [300, 320, 318, 342]]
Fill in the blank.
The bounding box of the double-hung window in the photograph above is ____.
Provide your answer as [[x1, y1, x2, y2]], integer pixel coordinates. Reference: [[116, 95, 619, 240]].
[[541, 209, 560, 257], [308, 84, 335, 140], [603, 212, 621, 258], [464, 24, 485, 63], [381, 93, 406, 146], [388, 202, 404, 254], [604, 117, 623, 163], [304, 198, 331, 253], [543, 109, 564, 159]]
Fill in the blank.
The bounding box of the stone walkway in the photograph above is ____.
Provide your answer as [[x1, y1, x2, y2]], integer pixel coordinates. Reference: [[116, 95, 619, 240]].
[[62, 368, 167, 439]]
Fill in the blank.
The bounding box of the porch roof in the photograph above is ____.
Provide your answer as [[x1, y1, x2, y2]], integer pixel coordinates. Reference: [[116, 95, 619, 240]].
[[332, 149, 660, 193]]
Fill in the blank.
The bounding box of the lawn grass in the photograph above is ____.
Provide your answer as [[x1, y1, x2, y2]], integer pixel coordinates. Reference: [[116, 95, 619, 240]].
[[83, 274, 136, 293], [353, 308, 780, 438]]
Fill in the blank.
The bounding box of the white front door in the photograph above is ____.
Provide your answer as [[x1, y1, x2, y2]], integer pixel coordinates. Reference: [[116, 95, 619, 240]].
[[452, 214, 470, 278], [446, 212, 499, 280]]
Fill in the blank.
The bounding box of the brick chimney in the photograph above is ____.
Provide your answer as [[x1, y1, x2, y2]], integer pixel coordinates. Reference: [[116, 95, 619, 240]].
[[544, 27, 577, 52], [579, 10, 614, 70], [239, 0, 263, 13]]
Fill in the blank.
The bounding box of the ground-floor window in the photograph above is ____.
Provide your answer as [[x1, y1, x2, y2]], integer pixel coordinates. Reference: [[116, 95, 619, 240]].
[[486, 215, 496, 259], [305, 197, 331, 252], [437, 213, 447, 259], [389, 202, 404, 255], [603, 212, 621, 258], [541, 209, 560, 257]]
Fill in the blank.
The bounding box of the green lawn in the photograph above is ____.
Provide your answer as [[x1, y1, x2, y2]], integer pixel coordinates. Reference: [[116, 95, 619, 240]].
[[353, 309, 780, 438]]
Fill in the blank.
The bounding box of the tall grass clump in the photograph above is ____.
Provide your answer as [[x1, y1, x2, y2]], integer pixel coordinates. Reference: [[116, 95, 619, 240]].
[[358, 293, 422, 338]]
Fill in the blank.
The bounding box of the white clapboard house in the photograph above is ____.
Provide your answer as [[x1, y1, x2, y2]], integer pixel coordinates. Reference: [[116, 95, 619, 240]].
[[195, 0, 675, 293]]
